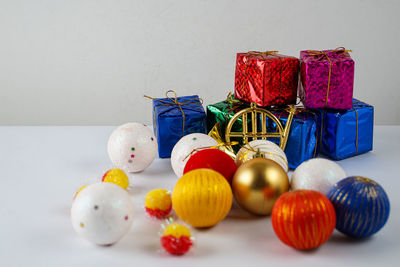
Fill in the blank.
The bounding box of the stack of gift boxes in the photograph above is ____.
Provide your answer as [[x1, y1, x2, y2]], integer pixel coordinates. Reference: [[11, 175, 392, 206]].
[[151, 48, 374, 169]]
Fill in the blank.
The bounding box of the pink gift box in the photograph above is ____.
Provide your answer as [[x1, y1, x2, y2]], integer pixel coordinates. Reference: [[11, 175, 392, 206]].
[[299, 48, 354, 109]]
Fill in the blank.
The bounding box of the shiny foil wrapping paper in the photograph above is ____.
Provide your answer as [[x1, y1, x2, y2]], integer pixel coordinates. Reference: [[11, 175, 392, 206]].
[[234, 52, 299, 107], [206, 98, 250, 149], [153, 95, 207, 158], [264, 109, 322, 169], [299, 49, 354, 109], [321, 99, 373, 160]]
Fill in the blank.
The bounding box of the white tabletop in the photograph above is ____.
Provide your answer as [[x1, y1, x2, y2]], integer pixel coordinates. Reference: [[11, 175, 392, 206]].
[[1, 126, 399, 267]]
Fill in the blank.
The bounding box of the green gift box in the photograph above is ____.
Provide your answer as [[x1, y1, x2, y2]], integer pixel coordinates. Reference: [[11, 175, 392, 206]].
[[206, 94, 251, 150]]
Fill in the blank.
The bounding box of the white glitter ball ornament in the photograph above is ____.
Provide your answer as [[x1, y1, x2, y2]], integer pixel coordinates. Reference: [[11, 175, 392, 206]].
[[71, 182, 134, 245], [236, 140, 288, 172], [108, 122, 157, 172], [171, 133, 218, 178], [291, 158, 346, 195]]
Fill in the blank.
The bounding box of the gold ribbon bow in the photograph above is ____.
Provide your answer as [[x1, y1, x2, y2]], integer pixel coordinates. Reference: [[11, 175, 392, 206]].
[[225, 92, 248, 121], [207, 123, 238, 159], [226, 92, 240, 105], [306, 47, 352, 108], [144, 90, 203, 136]]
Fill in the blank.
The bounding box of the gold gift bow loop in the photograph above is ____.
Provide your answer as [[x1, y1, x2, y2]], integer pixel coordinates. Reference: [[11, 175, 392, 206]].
[[306, 48, 352, 108], [247, 51, 279, 57], [226, 92, 240, 105], [239, 143, 289, 171], [224, 93, 248, 124], [332, 47, 352, 54], [144, 90, 203, 136]]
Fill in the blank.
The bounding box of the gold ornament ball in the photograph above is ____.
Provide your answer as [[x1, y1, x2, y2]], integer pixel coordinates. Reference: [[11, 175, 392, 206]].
[[232, 158, 289, 216], [172, 168, 233, 228]]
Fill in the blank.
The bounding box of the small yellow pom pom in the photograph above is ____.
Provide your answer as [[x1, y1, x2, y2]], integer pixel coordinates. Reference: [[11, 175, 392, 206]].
[[161, 223, 193, 255], [163, 223, 191, 238], [145, 189, 172, 218], [102, 168, 130, 189]]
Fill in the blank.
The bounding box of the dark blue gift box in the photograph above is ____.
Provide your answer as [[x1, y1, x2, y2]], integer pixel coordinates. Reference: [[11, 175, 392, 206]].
[[321, 99, 374, 160], [152, 94, 207, 158], [265, 109, 322, 169]]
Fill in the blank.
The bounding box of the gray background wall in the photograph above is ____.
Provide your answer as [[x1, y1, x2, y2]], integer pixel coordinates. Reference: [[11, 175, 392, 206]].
[[0, 0, 399, 125]]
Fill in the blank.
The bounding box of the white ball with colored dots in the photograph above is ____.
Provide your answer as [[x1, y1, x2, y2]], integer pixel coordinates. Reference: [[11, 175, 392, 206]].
[[171, 133, 218, 178], [291, 158, 346, 195], [71, 182, 134, 245], [108, 122, 157, 173]]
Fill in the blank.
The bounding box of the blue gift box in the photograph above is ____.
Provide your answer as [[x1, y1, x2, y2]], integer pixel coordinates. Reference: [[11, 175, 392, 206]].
[[265, 109, 322, 169], [152, 94, 207, 158], [321, 99, 374, 160]]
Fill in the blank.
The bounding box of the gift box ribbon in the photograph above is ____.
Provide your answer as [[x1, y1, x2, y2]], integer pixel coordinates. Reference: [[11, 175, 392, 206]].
[[241, 51, 284, 105], [144, 90, 203, 136], [294, 109, 321, 158], [320, 99, 361, 156], [224, 92, 249, 121], [305, 47, 352, 108], [272, 108, 320, 158], [352, 100, 361, 155]]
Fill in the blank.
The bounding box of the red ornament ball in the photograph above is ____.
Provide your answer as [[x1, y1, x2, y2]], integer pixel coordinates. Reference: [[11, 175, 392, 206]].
[[183, 149, 237, 183], [271, 190, 336, 250]]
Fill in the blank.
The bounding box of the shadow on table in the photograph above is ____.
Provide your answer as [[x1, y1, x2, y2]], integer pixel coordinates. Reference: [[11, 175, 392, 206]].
[[328, 232, 373, 244], [226, 200, 266, 221], [141, 159, 172, 177], [115, 225, 215, 258], [126, 184, 147, 196]]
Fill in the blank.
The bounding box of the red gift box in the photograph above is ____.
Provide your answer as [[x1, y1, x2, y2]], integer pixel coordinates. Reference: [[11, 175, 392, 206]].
[[234, 51, 299, 107]]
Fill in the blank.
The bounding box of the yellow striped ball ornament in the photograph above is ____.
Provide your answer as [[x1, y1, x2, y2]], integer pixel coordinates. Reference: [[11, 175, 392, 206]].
[[172, 168, 233, 228]]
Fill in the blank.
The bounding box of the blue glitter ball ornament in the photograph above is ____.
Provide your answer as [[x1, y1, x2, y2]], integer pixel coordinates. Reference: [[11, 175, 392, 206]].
[[327, 176, 390, 238]]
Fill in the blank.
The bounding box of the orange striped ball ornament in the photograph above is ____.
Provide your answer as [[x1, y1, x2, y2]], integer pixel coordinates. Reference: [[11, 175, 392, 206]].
[[271, 190, 336, 250], [172, 168, 233, 228]]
